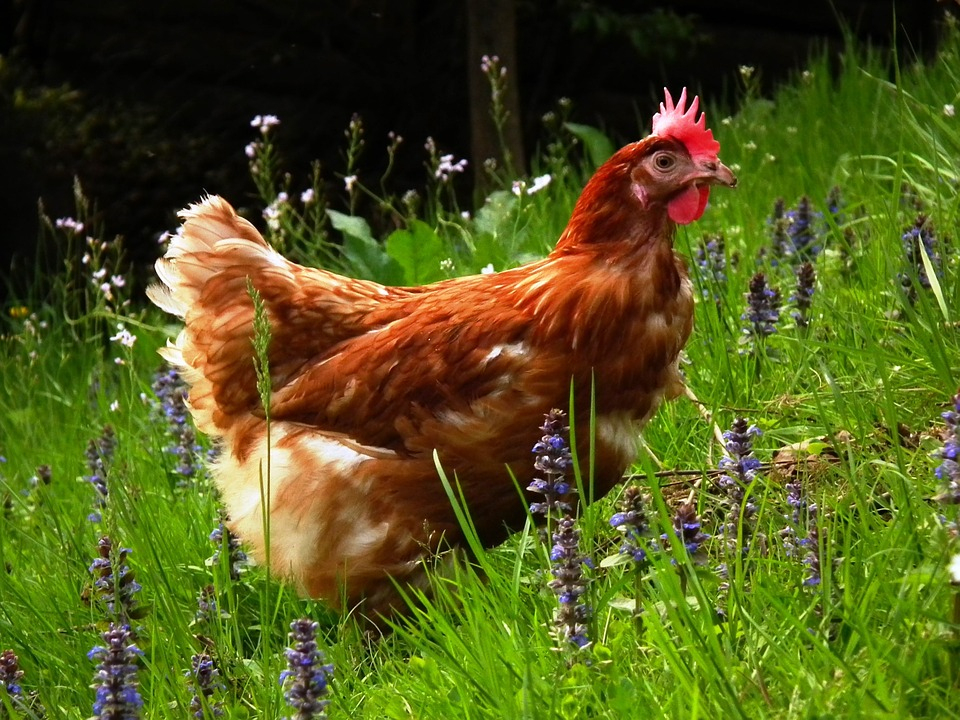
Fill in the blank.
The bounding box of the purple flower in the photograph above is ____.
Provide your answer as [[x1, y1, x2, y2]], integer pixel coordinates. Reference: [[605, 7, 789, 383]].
[[280, 619, 334, 720], [186, 653, 224, 718], [609, 485, 650, 563], [826, 185, 845, 226], [528, 409, 573, 517], [548, 515, 592, 649], [208, 522, 248, 581], [89, 536, 141, 622], [716, 418, 762, 554], [85, 425, 117, 523], [152, 367, 206, 486], [934, 390, 960, 506], [784, 196, 822, 261], [0, 649, 25, 707], [800, 527, 822, 587], [769, 196, 824, 264], [740, 272, 781, 350], [194, 584, 224, 625], [768, 197, 789, 263], [88, 623, 143, 719], [790, 262, 816, 329], [695, 234, 727, 302], [660, 503, 710, 564], [899, 214, 941, 300], [152, 367, 189, 428], [778, 467, 822, 589]]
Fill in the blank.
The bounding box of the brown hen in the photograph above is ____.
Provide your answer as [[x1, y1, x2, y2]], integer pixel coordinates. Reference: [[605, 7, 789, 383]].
[[148, 88, 736, 616]]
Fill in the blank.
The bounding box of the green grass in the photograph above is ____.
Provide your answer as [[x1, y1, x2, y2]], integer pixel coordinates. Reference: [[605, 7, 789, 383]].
[[3, 25, 960, 719]]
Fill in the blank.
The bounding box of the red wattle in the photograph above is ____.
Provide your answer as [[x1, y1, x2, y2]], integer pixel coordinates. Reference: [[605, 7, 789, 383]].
[[667, 185, 711, 225]]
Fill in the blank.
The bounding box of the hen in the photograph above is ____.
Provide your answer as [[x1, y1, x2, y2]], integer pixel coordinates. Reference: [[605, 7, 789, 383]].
[[148, 88, 736, 616]]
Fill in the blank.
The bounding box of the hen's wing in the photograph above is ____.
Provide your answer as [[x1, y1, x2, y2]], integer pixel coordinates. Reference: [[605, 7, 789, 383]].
[[265, 271, 544, 456]]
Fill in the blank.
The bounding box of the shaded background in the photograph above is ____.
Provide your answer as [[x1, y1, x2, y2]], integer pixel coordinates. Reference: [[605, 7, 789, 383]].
[[0, 0, 945, 296]]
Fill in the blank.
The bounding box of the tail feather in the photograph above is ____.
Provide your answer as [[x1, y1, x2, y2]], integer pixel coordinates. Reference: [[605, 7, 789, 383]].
[[148, 195, 408, 443], [147, 196, 287, 437]]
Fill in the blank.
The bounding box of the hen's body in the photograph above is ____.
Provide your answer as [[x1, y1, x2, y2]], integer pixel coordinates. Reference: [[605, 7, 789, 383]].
[[149, 90, 735, 615]]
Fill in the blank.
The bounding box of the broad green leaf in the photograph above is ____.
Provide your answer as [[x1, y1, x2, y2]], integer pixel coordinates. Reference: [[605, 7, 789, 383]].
[[474, 190, 518, 239], [326, 208, 376, 244], [384, 220, 445, 285], [564, 122, 616, 168], [326, 208, 403, 283], [471, 231, 510, 273]]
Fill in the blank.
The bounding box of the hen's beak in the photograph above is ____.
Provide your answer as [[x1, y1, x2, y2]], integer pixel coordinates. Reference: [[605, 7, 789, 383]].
[[697, 159, 738, 188]]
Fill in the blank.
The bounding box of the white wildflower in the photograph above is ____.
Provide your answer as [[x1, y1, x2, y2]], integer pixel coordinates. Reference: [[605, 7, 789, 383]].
[[950, 553, 960, 584], [344, 175, 358, 192], [109, 400, 120, 412], [436, 154, 468, 181], [528, 174, 552, 194], [263, 202, 282, 231], [110, 324, 137, 348], [440, 258, 455, 272], [92, 267, 107, 280], [480, 263, 495, 275], [945, 104, 956, 118], [55, 217, 84, 234], [82, 253, 91, 265], [111, 275, 126, 288], [245, 141, 259, 158], [514, 173, 551, 196], [744, 141, 757, 151], [739, 65, 755, 81], [301, 188, 316, 204], [251, 114, 280, 134]]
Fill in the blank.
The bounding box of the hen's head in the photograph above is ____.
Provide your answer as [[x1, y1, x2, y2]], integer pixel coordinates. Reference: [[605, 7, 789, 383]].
[[564, 88, 736, 244], [642, 87, 736, 224]]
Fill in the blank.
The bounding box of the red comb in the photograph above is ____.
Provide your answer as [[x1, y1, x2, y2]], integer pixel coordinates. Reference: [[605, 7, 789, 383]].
[[651, 87, 720, 161]]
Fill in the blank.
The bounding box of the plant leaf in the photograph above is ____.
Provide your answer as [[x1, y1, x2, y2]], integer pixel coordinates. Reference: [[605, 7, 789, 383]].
[[385, 220, 445, 285], [326, 209, 403, 283], [564, 122, 616, 168]]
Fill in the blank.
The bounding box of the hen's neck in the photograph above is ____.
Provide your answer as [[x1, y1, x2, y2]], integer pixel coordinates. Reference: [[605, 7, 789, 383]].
[[553, 187, 674, 254]]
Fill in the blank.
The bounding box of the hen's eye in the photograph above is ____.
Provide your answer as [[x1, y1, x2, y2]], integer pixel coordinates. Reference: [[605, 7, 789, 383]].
[[653, 153, 675, 171]]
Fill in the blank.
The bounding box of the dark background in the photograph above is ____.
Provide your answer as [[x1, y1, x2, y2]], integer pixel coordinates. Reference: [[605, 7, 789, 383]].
[[0, 0, 946, 296]]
